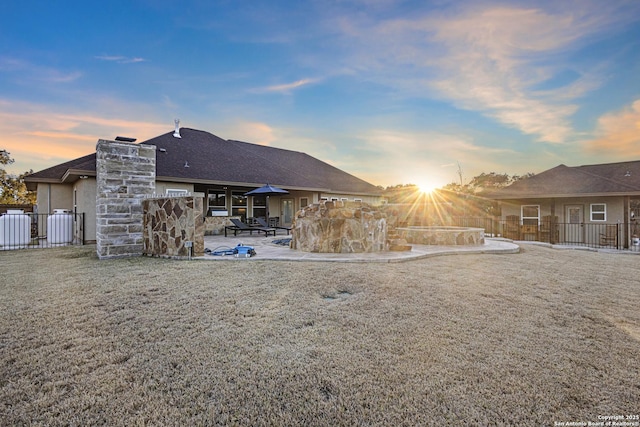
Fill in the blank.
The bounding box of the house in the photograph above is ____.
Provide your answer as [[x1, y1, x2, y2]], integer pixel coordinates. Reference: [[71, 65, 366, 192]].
[[24, 126, 383, 242], [488, 161, 640, 248]]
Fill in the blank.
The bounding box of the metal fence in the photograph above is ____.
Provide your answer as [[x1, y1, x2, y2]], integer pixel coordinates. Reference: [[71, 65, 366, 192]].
[[448, 217, 640, 250], [0, 212, 85, 250]]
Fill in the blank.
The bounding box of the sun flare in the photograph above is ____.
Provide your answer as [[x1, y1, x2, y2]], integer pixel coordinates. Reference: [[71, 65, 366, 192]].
[[417, 181, 438, 194]]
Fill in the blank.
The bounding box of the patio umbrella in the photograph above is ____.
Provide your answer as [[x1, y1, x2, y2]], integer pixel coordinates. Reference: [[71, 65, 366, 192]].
[[244, 184, 289, 223]]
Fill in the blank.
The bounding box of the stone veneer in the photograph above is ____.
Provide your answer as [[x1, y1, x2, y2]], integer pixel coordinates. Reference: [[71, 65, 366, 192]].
[[291, 201, 387, 253], [204, 216, 241, 235], [397, 226, 485, 246], [142, 195, 205, 258], [96, 140, 155, 259]]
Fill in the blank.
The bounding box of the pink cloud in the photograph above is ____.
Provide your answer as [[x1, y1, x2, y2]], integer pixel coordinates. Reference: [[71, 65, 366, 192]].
[[586, 100, 640, 156], [0, 100, 169, 174]]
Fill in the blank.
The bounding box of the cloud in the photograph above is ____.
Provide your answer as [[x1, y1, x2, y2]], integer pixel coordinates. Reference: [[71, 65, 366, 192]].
[[24, 131, 98, 141], [0, 99, 168, 174], [0, 56, 82, 83], [95, 55, 146, 64], [45, 70, 84, 83], [251, 78, 320, 94], [585, 99, 640, 156], [332, 128, 516, 186], [218, 121, 527, 187], [161, 95, 178, 110], [225, 121, 278, 146], [0, 57, 27, 71], [423, 6, 595, 143], [329, 2, 636, 144]]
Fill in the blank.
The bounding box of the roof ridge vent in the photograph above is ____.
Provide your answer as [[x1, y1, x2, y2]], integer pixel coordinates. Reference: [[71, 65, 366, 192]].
[[173, 119, 182, 138]]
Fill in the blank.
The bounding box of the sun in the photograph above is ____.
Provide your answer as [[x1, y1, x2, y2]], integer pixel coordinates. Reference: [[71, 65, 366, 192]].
[[417, 181, 438, 194]]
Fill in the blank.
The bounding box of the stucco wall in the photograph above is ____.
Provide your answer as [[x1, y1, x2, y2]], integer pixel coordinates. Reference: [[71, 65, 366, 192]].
[[74, 178, 97, 243], [499, 196, 630, 246], [500, 197, 626, 224], [36, 183, 73, 214]]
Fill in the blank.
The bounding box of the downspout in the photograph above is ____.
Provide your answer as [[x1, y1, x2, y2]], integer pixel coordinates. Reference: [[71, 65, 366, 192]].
[[47, 183, 51, 214]]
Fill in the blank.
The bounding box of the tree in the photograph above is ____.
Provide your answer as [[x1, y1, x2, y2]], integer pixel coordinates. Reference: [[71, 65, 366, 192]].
[[382, 184, 421, 204], [469, 172, 511, 189], [443, 171, 534, 195], [0, 150, 36, 204], [441, 171, 535, 216]]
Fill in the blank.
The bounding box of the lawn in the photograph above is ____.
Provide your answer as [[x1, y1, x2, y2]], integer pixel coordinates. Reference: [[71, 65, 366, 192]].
[[1, 244, 639, 425]]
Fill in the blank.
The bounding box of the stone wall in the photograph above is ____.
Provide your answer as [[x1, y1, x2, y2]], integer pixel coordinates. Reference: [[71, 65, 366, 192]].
[[291, 201, 387, 253], [397, 226, 485, 246], [142, 195, 205, 258], [204, 216, 241, 235], [96, 140, 155, 259]]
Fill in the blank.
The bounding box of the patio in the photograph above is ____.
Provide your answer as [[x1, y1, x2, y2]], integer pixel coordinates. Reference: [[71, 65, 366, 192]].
[[200, 233, 520, 262]]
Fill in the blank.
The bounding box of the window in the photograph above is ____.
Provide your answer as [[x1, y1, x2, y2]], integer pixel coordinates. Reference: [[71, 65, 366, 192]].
[[300, 197, 309, 208], [208, 190, 227, 216], [252, 195, 267, 219], [591, 204, 606, 221], [231, 191, 247, 221], [521, 205, 540, 226]]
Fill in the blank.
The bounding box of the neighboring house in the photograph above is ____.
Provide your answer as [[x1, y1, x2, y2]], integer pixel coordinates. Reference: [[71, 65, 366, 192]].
[[24, 127, 382, 242], [488, 161, 640, 248]]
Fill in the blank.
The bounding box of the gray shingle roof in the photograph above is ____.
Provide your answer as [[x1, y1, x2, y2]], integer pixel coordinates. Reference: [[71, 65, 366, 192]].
[[25, 128, 381, 195], [24, 153, 96, 187], [489, 161, 640, 199]]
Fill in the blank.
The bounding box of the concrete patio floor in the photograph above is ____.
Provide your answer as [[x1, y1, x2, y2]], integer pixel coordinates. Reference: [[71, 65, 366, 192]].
[[199, 232, 520, 263]]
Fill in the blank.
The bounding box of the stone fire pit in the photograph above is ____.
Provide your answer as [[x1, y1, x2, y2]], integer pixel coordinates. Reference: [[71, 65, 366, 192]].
[[291, 201, 387, 253]]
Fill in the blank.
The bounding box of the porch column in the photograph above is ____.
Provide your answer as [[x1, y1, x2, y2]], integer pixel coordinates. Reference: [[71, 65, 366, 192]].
[[550, 198, 556, 244], [624, 196, 630, 249]]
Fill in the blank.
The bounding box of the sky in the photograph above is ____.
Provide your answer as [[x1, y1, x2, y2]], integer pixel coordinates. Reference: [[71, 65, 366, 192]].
[[1, 0, 640, 189]]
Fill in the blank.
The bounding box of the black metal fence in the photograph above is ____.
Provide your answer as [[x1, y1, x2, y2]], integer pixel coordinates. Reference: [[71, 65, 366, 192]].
[[0, 212, 85, 250], [449, 217, 640, 250]]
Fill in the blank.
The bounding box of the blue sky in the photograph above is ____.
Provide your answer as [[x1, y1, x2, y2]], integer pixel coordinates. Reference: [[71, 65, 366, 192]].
[[2, 0, 639, 188]]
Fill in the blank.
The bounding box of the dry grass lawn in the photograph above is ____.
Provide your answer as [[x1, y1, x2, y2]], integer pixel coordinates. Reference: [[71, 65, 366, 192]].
[[1, 244, 639, 426]]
